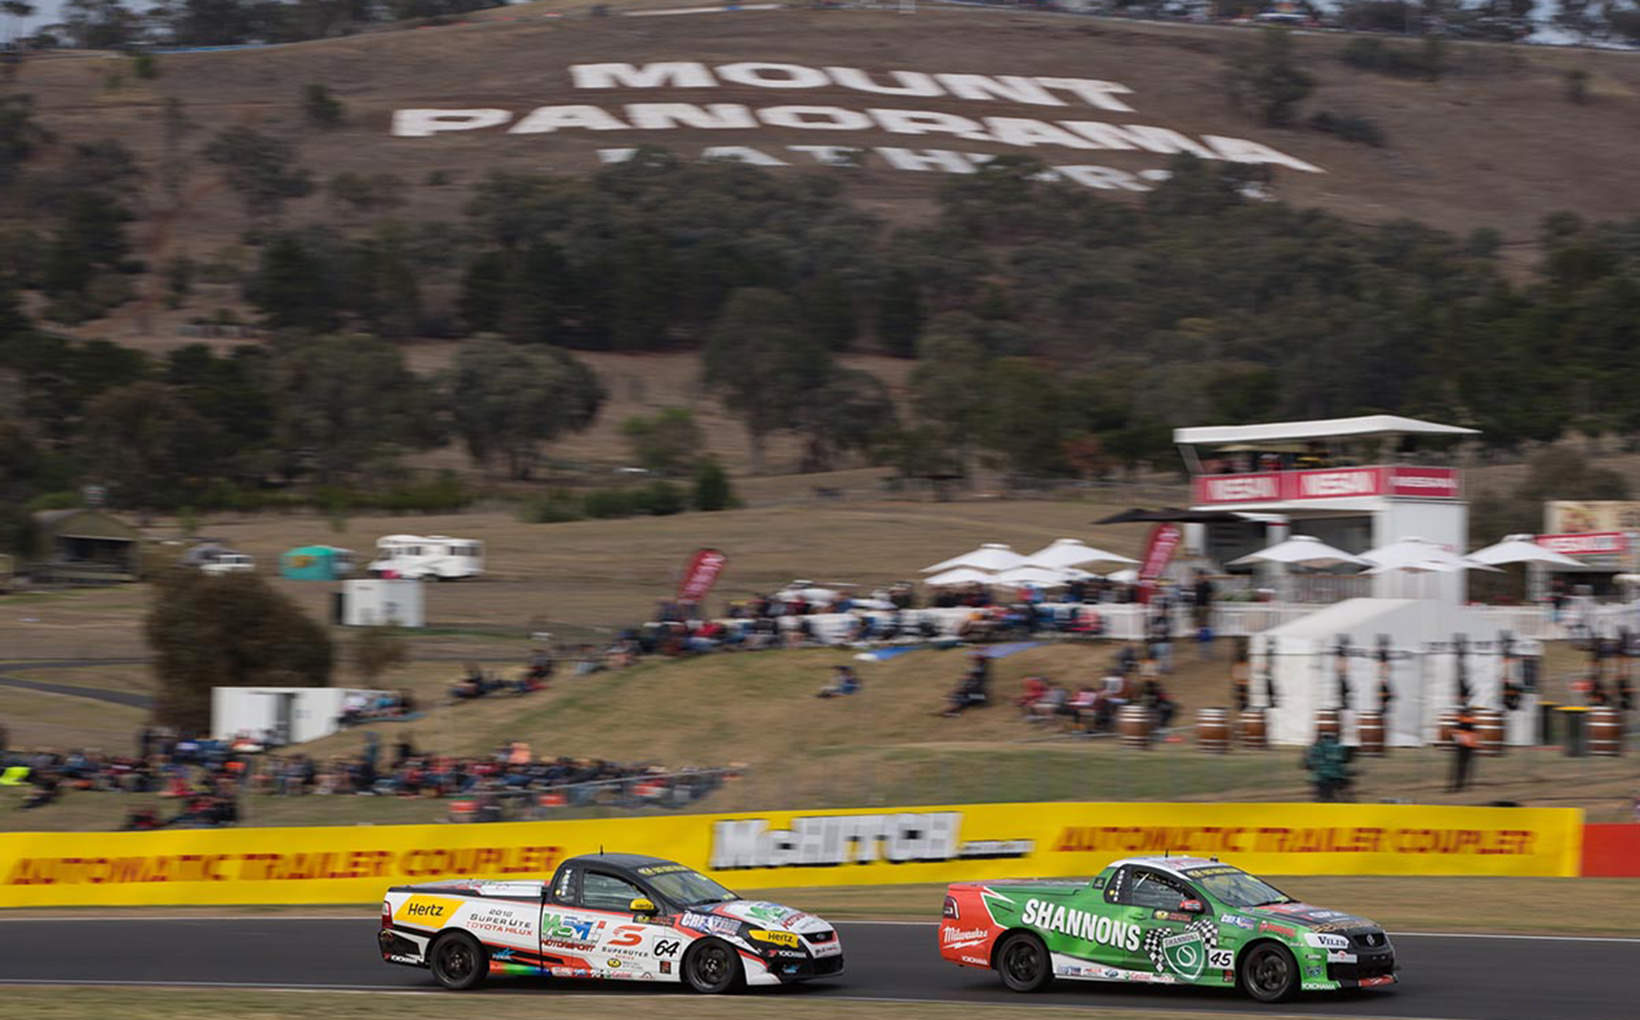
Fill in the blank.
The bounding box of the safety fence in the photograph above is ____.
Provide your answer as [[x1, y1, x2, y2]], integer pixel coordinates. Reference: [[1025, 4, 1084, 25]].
[[0, 801, 1596, 907], [455, 768, 738, 822]]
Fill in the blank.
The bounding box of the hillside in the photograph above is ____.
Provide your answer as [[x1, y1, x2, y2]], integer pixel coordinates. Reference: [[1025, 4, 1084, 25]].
[[7, 637, 1635, 833], [12, 5, 1640, 317]]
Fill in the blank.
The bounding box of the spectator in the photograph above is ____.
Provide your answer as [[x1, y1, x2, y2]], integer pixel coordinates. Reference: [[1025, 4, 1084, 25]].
[[1448, 704, 1478, 792], [1095, 667, 1129, 731], [1192, 570, 1214, 659], [1140, 673, 1177, 730], [1147, 604, 1173, 673], [817, 665, 861, 698], [1230, 644, 1251, 711], [1068, 685, 1100, 731], [1304, 730, 1351, 802], [940, 665, 990, 717], [1027, 681, 1069, 723], [450, 663, 486, 700], [1016, 675, 1048, 715], [1116, 642, 1140, 678], [528, 647, 554, 684], [21, 769, 61, 809]]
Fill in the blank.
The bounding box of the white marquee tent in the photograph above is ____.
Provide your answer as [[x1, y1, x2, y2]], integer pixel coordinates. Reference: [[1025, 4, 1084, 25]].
[[922, 543, 1027, 574], [1250, 598, 1539, 748]]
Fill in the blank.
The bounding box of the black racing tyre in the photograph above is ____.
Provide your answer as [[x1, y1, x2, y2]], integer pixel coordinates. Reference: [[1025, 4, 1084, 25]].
[[995, 932, 1053, 993], [429, 931, 488, 990], [682, 938, 743, 994], [1239, 941, 1298, 1003]]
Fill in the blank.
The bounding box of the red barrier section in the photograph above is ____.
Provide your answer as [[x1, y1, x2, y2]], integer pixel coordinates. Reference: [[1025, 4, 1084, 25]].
[[1581, 824, 1640, 877]]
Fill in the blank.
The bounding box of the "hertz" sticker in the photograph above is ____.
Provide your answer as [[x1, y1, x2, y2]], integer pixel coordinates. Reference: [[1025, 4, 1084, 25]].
[[748, 929, 800, 948], [392, 895, 464, 927]]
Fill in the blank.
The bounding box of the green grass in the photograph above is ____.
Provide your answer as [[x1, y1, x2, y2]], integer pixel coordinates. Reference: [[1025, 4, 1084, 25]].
[[12, 876, 1640, 935], [7, 638, 1638, 832]]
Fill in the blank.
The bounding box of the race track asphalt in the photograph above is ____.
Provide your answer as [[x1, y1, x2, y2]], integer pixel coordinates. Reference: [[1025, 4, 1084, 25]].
[[0, 918, 1632, 1019]]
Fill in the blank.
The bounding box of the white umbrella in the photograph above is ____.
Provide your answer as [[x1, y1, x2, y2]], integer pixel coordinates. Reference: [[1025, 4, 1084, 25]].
[[1359, 536, 1479, 570], [775, 586, 841, 602], [1228, 534, 1368, 569], [1106, 568, 1139, 584], [1366, 557, 1501, 575], [992, 565, 1072, 587], [1024, 538, 1138, 570], [924, 567, 995, 586], [1468, 533, 1584, 568], [922, 543, 1027, 573]]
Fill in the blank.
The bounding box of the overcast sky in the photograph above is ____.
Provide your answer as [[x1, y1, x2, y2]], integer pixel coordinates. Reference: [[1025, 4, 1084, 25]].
[[11, 1, 157, 34]]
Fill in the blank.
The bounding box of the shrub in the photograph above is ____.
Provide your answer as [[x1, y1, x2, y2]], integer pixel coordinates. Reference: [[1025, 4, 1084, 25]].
[[1340, 36, 1442, 80], [636, 480, 686, 516], [693, 459, 734, 512], [377, 472, 472, 514], [1565, 69, 1590, 105], [519, 491, 585, 523], [1310, 110, 1387, 147], [583, 488, 636, 519], [302, 83, 345, 128]]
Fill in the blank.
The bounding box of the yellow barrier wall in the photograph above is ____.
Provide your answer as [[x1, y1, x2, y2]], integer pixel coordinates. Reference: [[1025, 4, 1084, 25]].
[[0, 801, 1582, 907]]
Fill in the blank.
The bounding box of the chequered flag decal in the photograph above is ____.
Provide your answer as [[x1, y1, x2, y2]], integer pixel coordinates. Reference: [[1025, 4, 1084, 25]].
[[1141, 917, 1220, 973]]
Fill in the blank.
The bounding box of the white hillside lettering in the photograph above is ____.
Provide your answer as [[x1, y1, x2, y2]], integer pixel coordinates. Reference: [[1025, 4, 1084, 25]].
[[392, 60, 1326, 178]]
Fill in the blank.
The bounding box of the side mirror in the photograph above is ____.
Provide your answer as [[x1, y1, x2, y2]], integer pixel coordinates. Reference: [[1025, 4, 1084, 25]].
[[629, 897, 657, 915], [1179, 899, 1206, 914]]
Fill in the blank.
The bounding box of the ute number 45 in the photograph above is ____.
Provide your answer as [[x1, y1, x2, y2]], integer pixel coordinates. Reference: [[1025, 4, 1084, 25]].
[[1207, 948, 1234, 969]]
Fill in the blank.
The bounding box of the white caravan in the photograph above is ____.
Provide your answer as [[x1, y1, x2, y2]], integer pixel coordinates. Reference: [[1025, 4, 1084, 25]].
[[366, 534, 484, 580]]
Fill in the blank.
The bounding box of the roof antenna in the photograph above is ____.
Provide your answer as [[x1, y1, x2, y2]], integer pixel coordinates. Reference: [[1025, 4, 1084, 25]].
[[600, 844, 605, 855]]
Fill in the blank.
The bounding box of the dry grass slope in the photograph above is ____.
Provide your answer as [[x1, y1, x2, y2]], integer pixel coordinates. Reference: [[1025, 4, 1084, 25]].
[[12, 4, 1640, 355]]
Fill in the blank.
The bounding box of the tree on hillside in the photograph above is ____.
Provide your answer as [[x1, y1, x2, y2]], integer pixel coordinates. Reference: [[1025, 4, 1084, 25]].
[[40, 190, 136, 323], [793, 367, 897, 474], [621, 407, 705, 476], [162, 343, 275, 459], [908, 313, 992, 477], [980, 357, 1069, 478], [702, 287, 826, 474], [327, 172, 405, 214], [875, 268, 924, 357], [302, 83, 345, 128], [446, 339, 605, 480], [168, 0, 258, 46], [82, 380, 221, 509], [244, 233, 338, 331], [1226, 27, 1315, 127], [0, 93, 52, 187], [2, 3, 37, 45], [61, 0, 141, 49], [146, 569, 332, 734], [800, 270, 857, 352], [40, 139, 145, 215], [264, 334, 445, 485], [202, 125, 313, 220]]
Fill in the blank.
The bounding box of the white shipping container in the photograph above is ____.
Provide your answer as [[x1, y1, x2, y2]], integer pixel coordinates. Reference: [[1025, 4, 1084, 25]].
[[210, 687, 392, 745]]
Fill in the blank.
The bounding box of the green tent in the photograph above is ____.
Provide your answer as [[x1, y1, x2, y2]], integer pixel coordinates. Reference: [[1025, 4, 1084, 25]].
[[280, 545, 354, 581]]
